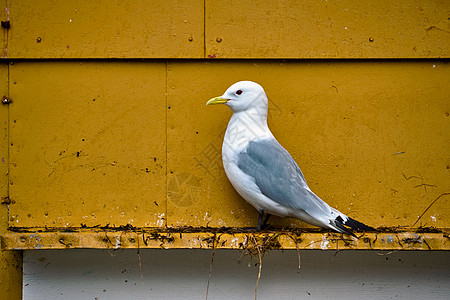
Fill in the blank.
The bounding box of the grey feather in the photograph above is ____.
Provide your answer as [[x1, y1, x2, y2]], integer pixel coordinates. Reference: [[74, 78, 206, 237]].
[[237, 139, 332, 217]]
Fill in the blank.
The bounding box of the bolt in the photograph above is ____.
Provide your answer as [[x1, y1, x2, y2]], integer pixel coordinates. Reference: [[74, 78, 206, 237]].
[[2, 96, 11, 104], [216, 37, 222, 43], [1, 196, 10, 205], [1, 21, 10, 29]]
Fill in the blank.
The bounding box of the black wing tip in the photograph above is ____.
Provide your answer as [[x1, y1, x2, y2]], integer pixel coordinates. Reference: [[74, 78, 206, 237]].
[[335, 216, 377, 236]]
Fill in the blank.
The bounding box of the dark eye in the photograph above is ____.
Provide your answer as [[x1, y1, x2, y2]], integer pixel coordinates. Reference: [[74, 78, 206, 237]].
[[236, 90, 243, 95]]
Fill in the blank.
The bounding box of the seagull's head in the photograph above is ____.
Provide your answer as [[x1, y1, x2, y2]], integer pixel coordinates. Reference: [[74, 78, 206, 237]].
[[206, 81, 268, 113]]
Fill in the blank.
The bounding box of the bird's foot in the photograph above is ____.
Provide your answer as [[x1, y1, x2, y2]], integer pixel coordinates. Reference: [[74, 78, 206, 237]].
[[257, 209, 272, 231]]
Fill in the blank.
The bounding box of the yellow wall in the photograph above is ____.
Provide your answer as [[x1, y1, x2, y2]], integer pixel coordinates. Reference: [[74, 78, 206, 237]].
[[1, 63, 22, 300], [3, 59, 448, 232], [3, 1, 448, 59], [1, 1, 449, 252]]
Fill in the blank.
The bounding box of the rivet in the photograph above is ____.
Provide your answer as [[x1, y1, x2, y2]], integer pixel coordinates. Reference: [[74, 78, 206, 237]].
[[1, 196, 10, 205], [216, 37, 222, 43], [1, 20, 10, 29], [2, 96, 11, 104], [20, 237, 26, 243], [37, 37, 42, 43], [369, 37, 374, 42], [188, 37, 193, 42]]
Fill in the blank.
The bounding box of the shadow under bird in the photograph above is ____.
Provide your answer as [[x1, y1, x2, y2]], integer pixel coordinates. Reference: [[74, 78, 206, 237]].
[[206, 81, 375, 236]]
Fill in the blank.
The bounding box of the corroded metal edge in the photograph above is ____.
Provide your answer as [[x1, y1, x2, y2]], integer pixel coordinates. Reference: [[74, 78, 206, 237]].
[[1, 229, 449, 251]]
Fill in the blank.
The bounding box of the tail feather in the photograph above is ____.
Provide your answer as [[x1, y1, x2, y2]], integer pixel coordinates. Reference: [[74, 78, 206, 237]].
[[334, 215, 376, 237]]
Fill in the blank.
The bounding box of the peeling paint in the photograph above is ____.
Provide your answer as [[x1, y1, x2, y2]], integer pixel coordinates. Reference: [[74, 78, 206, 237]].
[[114, 236, 121, 249], [320, 236, 330, 250]]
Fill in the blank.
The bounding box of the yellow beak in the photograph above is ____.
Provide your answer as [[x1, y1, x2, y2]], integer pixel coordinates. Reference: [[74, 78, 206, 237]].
[[206, 96, 229, 106]]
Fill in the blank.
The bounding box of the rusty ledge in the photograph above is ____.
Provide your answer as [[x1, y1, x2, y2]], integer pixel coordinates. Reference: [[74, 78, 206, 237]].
[[1, 227, 449, 251]]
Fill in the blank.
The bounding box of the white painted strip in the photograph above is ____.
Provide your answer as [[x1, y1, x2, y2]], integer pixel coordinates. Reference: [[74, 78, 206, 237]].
[[24, 249, 450, 300]]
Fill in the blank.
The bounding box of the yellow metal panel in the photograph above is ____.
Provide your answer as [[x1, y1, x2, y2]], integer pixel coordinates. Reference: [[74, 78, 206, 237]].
[[8, 61, 167, 228], [4, 1, 448, 59], [1, 230, 448, 250], [2, 60, 449, 250], [167, 61, 449, 230], [0, 0, 8, 59], [0, 63, 7, 207], [5, 0, 204, 59], [206, 0, 450, 58], [0, 249, 22, 300], [0, 63, 22, 300]]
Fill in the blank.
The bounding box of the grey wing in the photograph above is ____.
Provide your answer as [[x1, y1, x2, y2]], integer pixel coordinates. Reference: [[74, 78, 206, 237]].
[[237, 139, 332, 216]]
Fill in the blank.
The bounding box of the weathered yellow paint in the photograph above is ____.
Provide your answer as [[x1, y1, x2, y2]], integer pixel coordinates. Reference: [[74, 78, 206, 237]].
[[0, 2, 449, 251], [2, 1, 449, 59], [1, 230, 448, 251], [2, 60, 449, 250], [4, 61, 450, 233], [9, 61, 167, 228], [0, 0, 7, 59], [167, 60, 450, 230], [5, 0, 204, 59], [0, 63, 22, 300], [0, 249, 22, 300], [206, 0, 450, 58], [0, 63, 7, 210]]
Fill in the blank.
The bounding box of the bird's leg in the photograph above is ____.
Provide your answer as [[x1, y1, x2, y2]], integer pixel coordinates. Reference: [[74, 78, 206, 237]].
[[262, 213, 271, 229], [257, 210, 271, 231], [257, 209, 264, 231]]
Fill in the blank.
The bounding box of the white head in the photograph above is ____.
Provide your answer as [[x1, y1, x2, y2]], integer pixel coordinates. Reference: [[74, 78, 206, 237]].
[[206, 81, 268, 113]]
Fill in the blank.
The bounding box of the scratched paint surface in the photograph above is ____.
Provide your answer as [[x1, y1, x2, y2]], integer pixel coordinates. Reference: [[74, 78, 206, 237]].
[[5, 60, 450, 231], [2, 231, 448, 251], [0, 62, 23, 299], [205, 0, 450, 58], [166, 60, 450, 230], [8, 61, 167, 228], [4, 0, 204, 59], [2, 1, 449, 59]]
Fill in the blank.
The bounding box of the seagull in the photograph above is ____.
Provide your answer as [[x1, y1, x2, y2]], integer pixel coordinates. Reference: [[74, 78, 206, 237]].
[[206, 81, 374, 236]]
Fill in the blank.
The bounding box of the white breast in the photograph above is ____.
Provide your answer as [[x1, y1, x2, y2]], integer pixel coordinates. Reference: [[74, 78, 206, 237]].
[[221, 110, 286, 214], [222, 110, 274, 166]]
